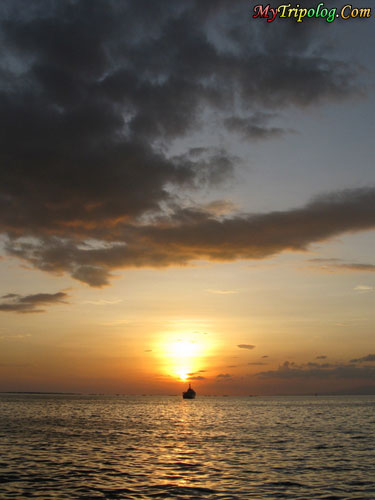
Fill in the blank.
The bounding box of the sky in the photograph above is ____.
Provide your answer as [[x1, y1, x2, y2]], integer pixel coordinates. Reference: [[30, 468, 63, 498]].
[[0, 0, 374, 395]]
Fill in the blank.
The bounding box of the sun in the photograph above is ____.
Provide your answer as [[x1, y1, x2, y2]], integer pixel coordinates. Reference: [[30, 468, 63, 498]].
[[169, 339, 199, 358], [176, 368, 189, 381], [160, 334, 209, 382]]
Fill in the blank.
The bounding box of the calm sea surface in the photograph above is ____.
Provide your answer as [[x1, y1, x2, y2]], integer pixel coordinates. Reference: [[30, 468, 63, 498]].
[[0, 394, 374, 499]]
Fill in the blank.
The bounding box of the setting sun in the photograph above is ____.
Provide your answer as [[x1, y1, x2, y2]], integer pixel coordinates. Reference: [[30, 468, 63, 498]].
[[157, 334, 210, 382], [176, 368, 189, 381], [169, 339, 199, 358]]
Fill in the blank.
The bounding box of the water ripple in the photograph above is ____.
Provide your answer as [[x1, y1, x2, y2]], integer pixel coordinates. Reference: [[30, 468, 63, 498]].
[[0, 395, 375, 499]]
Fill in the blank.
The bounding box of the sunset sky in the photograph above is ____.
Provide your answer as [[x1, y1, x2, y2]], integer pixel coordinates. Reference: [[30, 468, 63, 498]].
[[0, 1, 374, 395]]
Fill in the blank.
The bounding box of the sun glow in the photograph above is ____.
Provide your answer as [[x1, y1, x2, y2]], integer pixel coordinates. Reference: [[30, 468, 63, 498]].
[[169, 339, 199, 358], [176, 368, 189, 381], [159, 333, 209, 382]]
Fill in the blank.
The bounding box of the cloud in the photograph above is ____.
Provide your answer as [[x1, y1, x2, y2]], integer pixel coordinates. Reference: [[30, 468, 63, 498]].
[[0, 333, 31, 340], [187, 371, 206, 380], [308, 258, 375, 273], [248, 362, 267, 366], [206, 289, 239, 295], [82, 298, 122, 305], [354, 285, 374, 292], [258, 360, 375, 380], [217, 373, 232, 378], [350, 354, 375, 363], [0, 291, 68, 313], [4, 187, 375, 286], [224, 113, 286, 141], [201, 200, 237, 216], [238, 344, 256, 350], [100, 319, 131, 327], [72, 266, 114, 287], [0, 1, 367, 286], [316, 355, 327, 360], [340, 264, 375, 272]]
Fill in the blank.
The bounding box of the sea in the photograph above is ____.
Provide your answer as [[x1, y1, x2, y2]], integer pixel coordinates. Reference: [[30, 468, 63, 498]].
[[0, 394, 374, 500]]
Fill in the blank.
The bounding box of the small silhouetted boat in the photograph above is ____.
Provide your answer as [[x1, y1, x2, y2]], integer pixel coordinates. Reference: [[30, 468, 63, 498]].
[[182, 383, 196, 399]]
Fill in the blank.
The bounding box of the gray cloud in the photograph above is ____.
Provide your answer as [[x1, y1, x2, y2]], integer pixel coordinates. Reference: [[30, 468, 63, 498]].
[[72, 265, 113, 288], [338, 263, 375, 272], [350, 354, 375, 363], [237, 344, 256, 350], [187, 371, 206, 381], [217, 373, 232, 378], [224, 114, 286, 141], [309, 258, 375, 273], [258, 360, 375, 380], [0, 1, 368, 287], [0, 292, 68, 313], [4, 187, 375, 286]]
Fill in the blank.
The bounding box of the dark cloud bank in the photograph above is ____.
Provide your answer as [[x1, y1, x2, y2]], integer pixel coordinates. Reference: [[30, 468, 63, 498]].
[[258, 359, 375, 381], [0, 1, 372, 286]]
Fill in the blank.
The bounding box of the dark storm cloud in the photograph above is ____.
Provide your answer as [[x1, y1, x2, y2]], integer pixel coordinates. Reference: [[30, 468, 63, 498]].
[[0, 292, 68, 313], [258, 360, 375, 380], [137, 187, 375, 259], [0, 1, 368, 286], [237, 344, 256, 350], [350, 354, 375, 363], [224, 114, 285, 141], [4, 187, 375, 286]]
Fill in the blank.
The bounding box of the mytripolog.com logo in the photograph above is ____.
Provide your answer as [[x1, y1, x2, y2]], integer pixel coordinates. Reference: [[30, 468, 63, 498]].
[[252, 3, 372, 22]]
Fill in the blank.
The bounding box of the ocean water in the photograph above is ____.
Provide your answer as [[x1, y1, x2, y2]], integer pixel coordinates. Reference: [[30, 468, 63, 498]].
[[0, 395, 374, 499]]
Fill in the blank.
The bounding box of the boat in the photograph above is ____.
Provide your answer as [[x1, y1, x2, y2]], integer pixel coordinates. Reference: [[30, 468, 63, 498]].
[[182, 383, 196, 399]]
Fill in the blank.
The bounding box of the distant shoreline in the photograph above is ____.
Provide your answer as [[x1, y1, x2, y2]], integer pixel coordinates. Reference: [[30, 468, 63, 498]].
[[0, 391, 82, 395], [1, 391, 374, 397]]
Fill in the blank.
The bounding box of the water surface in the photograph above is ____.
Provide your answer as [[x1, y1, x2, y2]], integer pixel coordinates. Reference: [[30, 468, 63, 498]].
[[1, 394, 374, 499]]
